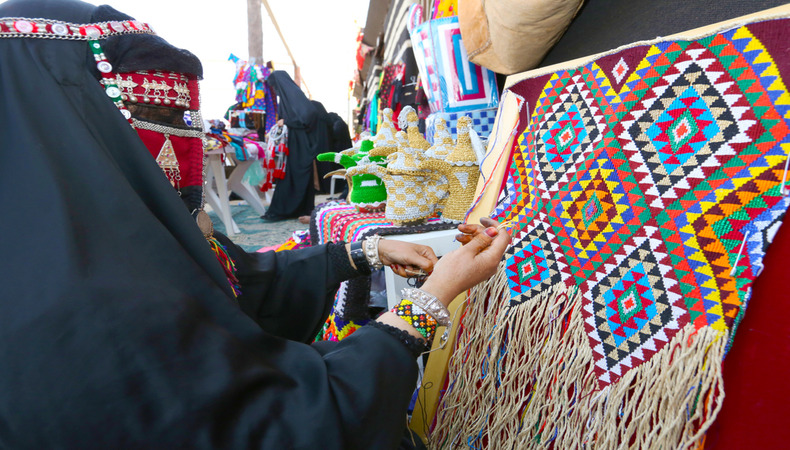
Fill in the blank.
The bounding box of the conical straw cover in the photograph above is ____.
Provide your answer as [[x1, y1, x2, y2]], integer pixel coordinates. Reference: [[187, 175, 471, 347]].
[[446, 116, 478, 166], [427, 118, 453, 160], [371, 108, 399, 157]]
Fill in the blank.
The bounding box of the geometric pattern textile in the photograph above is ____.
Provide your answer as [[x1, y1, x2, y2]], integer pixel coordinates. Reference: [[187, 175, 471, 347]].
[[408, 4, 499, 113], [433, 14, 790, 449], [425, 107, 498, 144], [502, 19, 790, 386]]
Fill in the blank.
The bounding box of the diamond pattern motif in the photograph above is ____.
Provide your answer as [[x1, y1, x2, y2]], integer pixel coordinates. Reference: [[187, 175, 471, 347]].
[[612, 57, 630, 84], [496, 22, 790, 386], [505, 223, 565, 304]]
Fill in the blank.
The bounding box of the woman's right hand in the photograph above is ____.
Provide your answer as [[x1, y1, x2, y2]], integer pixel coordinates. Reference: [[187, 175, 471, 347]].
[[419, 219, 511, 306]]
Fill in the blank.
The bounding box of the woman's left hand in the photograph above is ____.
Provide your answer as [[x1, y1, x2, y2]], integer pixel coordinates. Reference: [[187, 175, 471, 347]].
[[377, 239, 438, 278]]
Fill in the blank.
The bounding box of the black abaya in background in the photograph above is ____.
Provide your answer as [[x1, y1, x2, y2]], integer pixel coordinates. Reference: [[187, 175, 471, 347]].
[[330, 112, 354, 151], [312, 101, 338, 194], [263, 71, 318, 220], [0, 1, 419, 448], [327, 112, 353, 196]]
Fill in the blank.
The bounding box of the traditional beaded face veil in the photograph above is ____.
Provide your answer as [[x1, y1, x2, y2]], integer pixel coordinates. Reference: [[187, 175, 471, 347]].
[[0, 18, 154, 119], [0, 17, 207, 207], [1, 16, 238, 295]]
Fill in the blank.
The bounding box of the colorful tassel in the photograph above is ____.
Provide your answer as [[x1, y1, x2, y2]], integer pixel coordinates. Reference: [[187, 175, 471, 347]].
[[207, 236, 241, 297]]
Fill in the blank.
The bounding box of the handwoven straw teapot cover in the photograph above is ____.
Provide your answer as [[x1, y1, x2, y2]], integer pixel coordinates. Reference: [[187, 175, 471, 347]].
[[316, 139, 387, 212], [421, 116, 480, 223]]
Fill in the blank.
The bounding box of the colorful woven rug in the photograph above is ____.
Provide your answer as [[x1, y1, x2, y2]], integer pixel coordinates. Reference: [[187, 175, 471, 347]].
[[310, 201, 451, 245], [432, 13, 790, 449]]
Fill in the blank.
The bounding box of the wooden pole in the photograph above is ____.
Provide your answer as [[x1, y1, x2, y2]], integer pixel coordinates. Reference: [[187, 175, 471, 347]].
[[247, 0, 263, 63], [260, 0, 312, 98]]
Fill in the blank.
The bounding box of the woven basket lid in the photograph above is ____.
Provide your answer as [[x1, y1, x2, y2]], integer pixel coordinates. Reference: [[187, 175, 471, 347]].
[[396, 130, 408, 148], [387, 145, 430, 174]]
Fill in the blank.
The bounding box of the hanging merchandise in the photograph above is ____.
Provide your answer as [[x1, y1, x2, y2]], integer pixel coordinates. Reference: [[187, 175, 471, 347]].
[[407, 4, 499, 114], [228, 53, 278, 132], [258, 123, 288, 193], [407, 5, 499, 112], [425, 106, 498, 144], [431, 0, 458, 19], [379, 63, 406, 116]]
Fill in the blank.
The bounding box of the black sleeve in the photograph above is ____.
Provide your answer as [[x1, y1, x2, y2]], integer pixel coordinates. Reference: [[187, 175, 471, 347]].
[[214, 232, 359, 342]]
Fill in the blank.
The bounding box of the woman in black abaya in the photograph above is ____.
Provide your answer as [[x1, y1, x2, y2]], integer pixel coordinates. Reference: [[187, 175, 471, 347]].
[[312, 100, 336, 194], [316, 111, 353, 195], [0, 0, 510, 448], [262, 70, 319, 221]]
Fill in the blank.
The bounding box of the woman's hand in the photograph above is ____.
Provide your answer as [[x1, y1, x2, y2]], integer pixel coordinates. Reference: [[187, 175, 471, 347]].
[[420, 219, 511, 306], [455, 216, 500, 246], [377, 239, 438, 278]]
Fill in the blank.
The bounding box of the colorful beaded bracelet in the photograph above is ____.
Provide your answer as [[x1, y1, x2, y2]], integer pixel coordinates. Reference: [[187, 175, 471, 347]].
[[391, 299, 438, 341]]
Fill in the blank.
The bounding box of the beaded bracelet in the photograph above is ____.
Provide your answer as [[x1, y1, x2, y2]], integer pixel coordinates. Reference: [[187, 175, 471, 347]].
[[401, 287, 451, 327], [363, 234, 384, 270], [391, 299, 438, 340]]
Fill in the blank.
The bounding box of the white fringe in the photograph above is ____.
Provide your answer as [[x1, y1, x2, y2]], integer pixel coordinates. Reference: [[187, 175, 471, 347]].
[[430, 265, 726, 449]]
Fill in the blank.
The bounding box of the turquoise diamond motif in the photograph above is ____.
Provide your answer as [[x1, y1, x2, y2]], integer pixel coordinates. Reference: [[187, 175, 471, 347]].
[[644, 86, 720, 174]]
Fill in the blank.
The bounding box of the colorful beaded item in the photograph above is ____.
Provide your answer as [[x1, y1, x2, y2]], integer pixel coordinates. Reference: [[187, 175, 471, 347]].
[[391, 299, 438, 340], [0, 18, 154, 39], [318, 312, 369, 342]]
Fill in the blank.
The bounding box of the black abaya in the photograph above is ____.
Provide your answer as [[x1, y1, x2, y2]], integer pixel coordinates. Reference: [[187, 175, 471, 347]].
[[316, 111, 354, 194], [312, 101, 338, 194], [0, 1, 419, 448], [263, 71, 319, 220]]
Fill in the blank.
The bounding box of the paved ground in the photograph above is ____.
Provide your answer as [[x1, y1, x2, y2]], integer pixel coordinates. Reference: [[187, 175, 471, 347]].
[[206, 194, 331, 252]]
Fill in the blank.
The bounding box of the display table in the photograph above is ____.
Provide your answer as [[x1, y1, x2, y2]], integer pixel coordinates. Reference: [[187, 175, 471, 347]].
[[204, 146, 270, 235], [329, 174, 345, 196]]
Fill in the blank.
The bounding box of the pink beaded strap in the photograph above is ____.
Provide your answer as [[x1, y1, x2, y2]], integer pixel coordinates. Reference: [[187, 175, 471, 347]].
[[0, 18, 155, 40]]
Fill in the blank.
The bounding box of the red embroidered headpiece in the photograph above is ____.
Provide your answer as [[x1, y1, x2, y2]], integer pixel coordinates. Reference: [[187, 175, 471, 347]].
[[104, 70, 199, 110]]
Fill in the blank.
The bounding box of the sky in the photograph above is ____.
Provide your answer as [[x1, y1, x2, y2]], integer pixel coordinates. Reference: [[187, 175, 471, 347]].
[[80, 0, 370, 126]]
